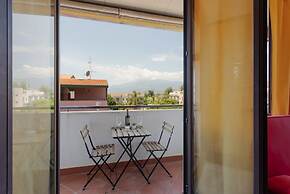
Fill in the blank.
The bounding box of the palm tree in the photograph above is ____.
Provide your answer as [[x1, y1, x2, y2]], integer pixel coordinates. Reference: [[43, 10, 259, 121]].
[[164, 87, 173, 95], [144, 90, 155, 104], [128, 91, 142, 105]]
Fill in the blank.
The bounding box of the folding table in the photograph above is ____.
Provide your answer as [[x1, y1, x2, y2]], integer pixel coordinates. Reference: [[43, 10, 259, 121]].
[[111, 126, 151, 189]]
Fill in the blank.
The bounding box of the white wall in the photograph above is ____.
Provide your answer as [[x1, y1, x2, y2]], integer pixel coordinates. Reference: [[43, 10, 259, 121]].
[[60, 109, 183, 169]]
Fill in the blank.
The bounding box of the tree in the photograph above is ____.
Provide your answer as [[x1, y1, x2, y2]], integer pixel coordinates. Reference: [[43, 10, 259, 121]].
[[32, 98, 54, 107], [147, 90, 154, 97], [180, 85, 184, 91], [128, 91, 143, 105], [39, 85, 52, 97], [13, 81, 28, 89], [164, 87, 173, 95], [144, 90, 155, 105], [159, 97, 178, 105], [107, 94, 117, 106]]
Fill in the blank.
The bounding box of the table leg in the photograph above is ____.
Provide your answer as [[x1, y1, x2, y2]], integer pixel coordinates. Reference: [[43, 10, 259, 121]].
[[112, 139, 130, 170], [112, 137, 135, 189], [118, 137, 149, 183], [120, 137, 143, 168]]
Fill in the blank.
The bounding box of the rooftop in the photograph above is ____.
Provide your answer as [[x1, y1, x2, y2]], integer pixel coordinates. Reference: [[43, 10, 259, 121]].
[[60, 75, 108, 87]]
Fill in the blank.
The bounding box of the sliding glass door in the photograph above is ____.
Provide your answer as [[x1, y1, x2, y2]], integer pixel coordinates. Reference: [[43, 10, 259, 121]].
[[1, 0, 266, 193], [12, 0, 57, 193], [192, 0, 258, 193]]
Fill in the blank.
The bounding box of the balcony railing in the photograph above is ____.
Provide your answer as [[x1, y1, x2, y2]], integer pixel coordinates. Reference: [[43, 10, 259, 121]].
[[60, 104, 183, 111], [60, 108, 183, 169]]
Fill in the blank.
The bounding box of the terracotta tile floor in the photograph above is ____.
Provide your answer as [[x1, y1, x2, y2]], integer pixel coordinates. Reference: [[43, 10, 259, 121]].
[[60, 160, 183, 194]]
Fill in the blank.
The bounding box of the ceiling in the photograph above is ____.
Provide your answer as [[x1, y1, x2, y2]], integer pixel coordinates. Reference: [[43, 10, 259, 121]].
[[76, 0, 183, 18]]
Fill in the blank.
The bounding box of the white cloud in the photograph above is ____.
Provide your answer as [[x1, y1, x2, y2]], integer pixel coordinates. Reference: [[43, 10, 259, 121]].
[[92, 64, 182, 86], [60, 57, 183, 86], [23, 65, 53, 78], [151, 55, 168, 62], [151, 53, 183, 62], [14, 45, 54, 55]]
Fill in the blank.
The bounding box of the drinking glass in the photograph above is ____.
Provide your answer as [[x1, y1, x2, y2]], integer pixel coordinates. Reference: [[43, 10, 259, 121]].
[[115, 115, 122, 127], [136, 116, 143, 127]]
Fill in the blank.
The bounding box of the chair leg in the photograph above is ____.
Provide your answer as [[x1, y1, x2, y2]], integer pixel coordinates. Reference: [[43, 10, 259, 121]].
[[142, 153, 152, 168], [83, 157, 102, 190], [147, 155, 159, 180], [152, 152, 172, 177], [87, 165, 97, 176], [101, 156, 114, 172], [96, 156, 115, 188], [147, 151, 172, 180], [112, 148, 126, 170]]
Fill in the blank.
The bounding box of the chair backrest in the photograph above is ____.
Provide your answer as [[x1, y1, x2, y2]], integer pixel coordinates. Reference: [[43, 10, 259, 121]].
[[80, 124, 95, 157], [268, 115, 290, 177], [158, 121, 174, 150]]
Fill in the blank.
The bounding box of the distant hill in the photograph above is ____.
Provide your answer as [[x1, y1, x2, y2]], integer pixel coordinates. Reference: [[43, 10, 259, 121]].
[[108, 80, 183, 93], [18, 78, 183, 94]]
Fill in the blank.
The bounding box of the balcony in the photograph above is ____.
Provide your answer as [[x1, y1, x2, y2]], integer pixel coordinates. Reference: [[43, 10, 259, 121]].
[[60, 107, 183, 193]]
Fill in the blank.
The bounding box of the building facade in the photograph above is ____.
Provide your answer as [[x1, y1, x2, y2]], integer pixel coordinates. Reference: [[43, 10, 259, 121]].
[[60, 75, 108, 107]]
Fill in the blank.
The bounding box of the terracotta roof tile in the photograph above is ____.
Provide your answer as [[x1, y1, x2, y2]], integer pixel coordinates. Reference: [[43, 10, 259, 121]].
[[60, 78, 108, 87]]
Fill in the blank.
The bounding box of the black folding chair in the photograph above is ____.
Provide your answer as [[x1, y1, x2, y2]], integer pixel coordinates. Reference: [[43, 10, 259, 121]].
[[80, 125, 115, 190], [141, 121, 174, 181]]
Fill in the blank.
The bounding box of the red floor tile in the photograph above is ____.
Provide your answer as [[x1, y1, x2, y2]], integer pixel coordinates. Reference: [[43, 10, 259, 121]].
[[60, 160, 183, 194]]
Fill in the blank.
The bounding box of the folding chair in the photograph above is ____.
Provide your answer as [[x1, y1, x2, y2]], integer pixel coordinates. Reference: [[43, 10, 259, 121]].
[[141, 121, 174, 181], [80, 125, 115, 190]]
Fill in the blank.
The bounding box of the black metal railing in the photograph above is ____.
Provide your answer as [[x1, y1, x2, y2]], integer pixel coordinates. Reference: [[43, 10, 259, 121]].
[[60, 104, 183, 112]]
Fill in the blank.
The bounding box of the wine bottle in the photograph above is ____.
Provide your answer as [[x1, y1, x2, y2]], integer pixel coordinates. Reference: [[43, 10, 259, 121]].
[[125, 109, 130, 126]]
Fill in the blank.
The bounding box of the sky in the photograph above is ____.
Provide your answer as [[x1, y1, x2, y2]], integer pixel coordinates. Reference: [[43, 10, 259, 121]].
[[60, 16, 183, 89], [13, 14, 183, 92]]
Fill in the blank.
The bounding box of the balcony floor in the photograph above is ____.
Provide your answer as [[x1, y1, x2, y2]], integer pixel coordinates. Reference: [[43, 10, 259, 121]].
[[60, 159, 182, 194]]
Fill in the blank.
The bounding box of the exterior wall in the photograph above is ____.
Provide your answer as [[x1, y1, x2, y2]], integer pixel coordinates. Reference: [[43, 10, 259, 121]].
[[61, 86, 107, 101], [169, 90, 184, 105], [61, 86, 107, 106], [60, 109, 183, 169], [60, 100, 107, 107], [14, 88, 24, 107], [13, 88, 45, 107], [74, 87, 107, 100]]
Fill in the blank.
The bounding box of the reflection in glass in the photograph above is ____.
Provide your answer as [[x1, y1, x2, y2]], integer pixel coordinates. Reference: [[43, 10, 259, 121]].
[[193, 0, 253, 193], [12, 1, 55, 194]]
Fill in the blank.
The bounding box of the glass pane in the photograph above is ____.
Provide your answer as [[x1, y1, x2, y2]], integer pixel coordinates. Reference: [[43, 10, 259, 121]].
[[193, 0, 253, 193], [12, 1, 56, 194], [59, 11, 184, 193]]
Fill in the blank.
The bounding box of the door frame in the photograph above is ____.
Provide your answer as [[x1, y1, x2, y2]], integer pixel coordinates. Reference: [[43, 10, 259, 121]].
[[0, 0, 267, 193], [54, 0, 60, 194], [0, 0, 12, 194], [183, 0, 268, 193], [183, 0, 194, 193], [253, 0, 268, 193]]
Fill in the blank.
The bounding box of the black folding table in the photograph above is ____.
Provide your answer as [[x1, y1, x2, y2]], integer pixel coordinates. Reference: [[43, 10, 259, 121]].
[[111, 126, 151, 189]]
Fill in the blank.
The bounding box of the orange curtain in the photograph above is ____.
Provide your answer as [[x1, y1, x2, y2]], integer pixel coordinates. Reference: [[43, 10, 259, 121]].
[[270, 0, 290, 115], [194, 0, 253, 193]]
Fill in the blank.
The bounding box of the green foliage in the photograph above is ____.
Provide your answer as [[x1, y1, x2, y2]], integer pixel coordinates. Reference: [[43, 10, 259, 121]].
[[107, 88, 180, 109], [107, 94, 117, 106], [39, 85, 52, 97], [164, 87, 173, 95], [158, 97, 178, 105], [127, 91, 143, 105], [145, 90, 154, 98], [32, 98, 54, 107], [13, 81, 28, 89]]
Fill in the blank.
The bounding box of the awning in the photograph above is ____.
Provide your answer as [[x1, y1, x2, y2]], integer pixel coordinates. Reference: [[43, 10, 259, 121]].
[[61, 0, 183, 31], [13, 0, 183, 31]]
